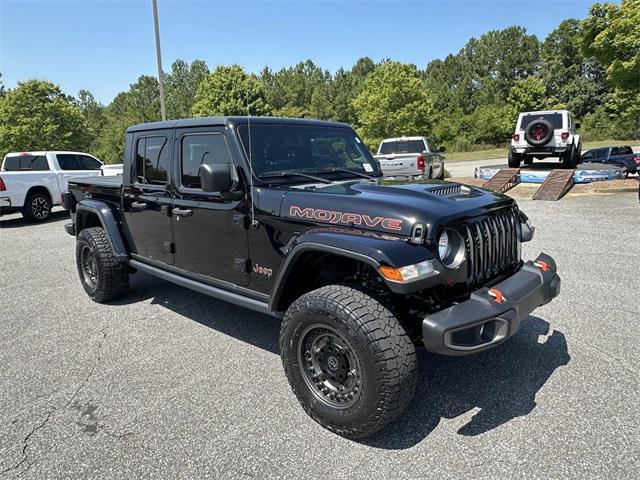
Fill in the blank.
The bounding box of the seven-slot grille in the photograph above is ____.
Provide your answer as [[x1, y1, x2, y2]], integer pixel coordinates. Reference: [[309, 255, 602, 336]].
[[462, 207, 520, 286]]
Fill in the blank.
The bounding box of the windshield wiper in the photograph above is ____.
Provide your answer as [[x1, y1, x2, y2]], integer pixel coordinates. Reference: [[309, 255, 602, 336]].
[[313, 167, 377, 180], [258, 171, 332, 184]]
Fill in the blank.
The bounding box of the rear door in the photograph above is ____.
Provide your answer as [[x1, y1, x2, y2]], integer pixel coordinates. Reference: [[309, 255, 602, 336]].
[[122, 131, 174, 265], [170, 127, 250, 286], [54, 154, 103, 190]]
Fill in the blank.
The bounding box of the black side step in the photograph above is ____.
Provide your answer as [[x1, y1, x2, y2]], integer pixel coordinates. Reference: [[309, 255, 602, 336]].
[[129, 260, 277, 317]]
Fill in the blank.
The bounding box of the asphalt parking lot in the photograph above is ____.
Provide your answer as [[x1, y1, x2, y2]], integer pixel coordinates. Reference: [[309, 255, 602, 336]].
[[1, 193, 638, 479]]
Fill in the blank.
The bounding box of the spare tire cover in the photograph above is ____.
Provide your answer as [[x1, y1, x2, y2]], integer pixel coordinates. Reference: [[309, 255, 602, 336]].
[[524, 119, 554, 146]]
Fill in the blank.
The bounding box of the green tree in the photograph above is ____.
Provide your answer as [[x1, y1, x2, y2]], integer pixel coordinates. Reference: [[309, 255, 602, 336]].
[[353, 61, 433, 149], [261, 60, 333, 119], [75, 89, 105, 151], [0, 80, 91, 158], [165, 59, 209, 119], [94, 75, 161, 163], [192, 65, 271, 117], [332, 57, 377, 125], [581, 0, 640, 138], [541, 19, 609, 117], [507, 76, 546, 112], [581, 0, 640, 91]]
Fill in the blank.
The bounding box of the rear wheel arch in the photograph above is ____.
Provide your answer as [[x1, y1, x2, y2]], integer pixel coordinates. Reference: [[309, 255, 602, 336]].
[[25, 185, 53, 205]]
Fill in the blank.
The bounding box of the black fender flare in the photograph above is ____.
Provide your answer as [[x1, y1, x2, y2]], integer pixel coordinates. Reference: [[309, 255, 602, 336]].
[[75, 199, 129, 259], [268, 228, 436, 312]]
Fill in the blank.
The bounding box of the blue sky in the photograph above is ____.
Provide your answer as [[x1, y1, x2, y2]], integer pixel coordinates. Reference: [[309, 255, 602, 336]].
[[1, 0, 597, 104]]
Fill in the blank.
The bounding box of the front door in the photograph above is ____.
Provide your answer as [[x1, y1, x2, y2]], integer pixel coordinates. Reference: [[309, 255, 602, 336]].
[[170, 127, 249, 286], [123, 131, 174, 265]]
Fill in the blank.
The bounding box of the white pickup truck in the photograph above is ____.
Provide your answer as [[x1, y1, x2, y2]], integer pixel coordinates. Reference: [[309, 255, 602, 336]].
[[0, 151, 122, 222], [373, 136, 445, 179]]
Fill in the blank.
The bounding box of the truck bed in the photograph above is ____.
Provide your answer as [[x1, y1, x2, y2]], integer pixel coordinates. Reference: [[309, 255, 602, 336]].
[[69, 176, 122, 188]]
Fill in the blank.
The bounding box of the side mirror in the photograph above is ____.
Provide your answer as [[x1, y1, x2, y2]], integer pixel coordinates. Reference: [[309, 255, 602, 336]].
[[438, 146, 446, 153], [199, 163, 232, 193], [575, 122, 581, 129]]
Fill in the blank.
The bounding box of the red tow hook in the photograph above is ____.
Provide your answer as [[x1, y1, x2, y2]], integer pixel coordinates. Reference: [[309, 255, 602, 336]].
[[534, 260, 549, 272], [488, 288, 505, 304]]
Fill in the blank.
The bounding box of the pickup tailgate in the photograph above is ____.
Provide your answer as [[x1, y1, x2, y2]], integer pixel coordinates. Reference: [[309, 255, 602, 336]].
[[374, 153, 420, 177]]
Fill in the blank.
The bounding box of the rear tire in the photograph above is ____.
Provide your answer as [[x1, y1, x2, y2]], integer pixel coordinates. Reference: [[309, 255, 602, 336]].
[[562, 147, 577, 169], [22, 190, 51, 222], [508, 151, 522, 168], [279, 285, 417, 439], [76, 227, 129, 303]]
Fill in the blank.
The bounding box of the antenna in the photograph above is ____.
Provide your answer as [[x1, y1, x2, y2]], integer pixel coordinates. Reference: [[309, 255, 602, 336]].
[[246, 91, 258, 227]]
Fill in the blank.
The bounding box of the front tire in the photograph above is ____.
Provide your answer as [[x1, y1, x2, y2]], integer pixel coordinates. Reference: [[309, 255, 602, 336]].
[[22, 190, 51, 222], [279, 285, 417, 439], [75, 227, 129, 303]]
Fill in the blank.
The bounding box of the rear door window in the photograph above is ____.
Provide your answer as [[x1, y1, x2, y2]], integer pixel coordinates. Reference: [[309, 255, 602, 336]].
[[2, 155, 49, 171], [135, 136, 170, 185]]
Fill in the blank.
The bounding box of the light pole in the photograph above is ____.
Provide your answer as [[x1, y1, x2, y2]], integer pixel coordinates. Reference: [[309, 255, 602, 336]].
[[152, 0, 167, 121]]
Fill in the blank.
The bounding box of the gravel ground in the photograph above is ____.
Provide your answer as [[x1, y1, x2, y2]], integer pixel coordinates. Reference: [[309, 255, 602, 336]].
[[0, 193, 639, 479]]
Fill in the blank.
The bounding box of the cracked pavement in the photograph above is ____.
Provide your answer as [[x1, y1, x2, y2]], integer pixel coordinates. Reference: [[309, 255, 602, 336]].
[[0, 192, 638, 479]]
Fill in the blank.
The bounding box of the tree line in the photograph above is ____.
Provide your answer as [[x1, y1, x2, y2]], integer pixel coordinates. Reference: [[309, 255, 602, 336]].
[[1, 0, 638, 163]]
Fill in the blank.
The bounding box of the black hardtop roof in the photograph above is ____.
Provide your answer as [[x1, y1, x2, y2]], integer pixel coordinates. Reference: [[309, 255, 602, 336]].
[[126, 116, 350, 133]]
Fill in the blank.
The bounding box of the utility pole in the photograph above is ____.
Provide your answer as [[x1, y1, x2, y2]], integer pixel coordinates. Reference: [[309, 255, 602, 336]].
[[152, 0, 167, 121]]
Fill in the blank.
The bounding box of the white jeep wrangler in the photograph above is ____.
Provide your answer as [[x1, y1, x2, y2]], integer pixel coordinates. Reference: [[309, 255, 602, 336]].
[[509, 110, 581, 169]]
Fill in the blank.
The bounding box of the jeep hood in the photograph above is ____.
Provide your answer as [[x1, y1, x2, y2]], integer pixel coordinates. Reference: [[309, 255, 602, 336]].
[[266, 181, 515, 239]]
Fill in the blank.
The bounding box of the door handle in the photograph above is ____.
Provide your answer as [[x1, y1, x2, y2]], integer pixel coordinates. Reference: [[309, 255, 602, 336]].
[[173, 208, 193, 218], [131, 201, 147, 212]]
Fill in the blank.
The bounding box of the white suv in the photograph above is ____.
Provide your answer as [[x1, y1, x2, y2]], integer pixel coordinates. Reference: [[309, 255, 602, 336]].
[[509, 110, 581, 169]]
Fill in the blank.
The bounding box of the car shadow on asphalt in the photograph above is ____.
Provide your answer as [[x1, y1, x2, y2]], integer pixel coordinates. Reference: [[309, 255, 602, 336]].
[[119, 273, 570, 450], [0, 210, 68, 228]]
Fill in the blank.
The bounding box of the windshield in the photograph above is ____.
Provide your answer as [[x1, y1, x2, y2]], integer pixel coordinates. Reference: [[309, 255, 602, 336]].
[[378, 139, 426, 155], [237, 124, 380, 179]]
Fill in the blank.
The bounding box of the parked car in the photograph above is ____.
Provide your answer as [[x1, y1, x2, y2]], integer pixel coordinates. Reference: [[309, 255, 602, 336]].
[[580, 146, 640, 176], [0, 151, 120, 222], [509, 110, 581, 169], [64, 116, 560, 439], [374, 136, 445, 179]]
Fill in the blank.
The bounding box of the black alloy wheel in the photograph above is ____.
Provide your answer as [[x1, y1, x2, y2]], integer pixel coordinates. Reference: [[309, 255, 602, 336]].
[[297, 324, 362, 409]]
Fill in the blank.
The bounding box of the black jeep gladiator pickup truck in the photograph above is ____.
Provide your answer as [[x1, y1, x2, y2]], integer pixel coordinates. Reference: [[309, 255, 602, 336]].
[[64, 117, 560, 438]]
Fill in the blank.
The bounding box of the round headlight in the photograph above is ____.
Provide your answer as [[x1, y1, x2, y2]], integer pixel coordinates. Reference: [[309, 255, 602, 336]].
[[438, 231, 449, 259], [437, 229, 465, 268]]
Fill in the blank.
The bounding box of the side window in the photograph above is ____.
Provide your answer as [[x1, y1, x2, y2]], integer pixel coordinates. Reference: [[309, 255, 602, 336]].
[[582, 150, 592, 160], [57, 154, 81, 170], [77, 155, 102, 170], [1, 156, 48, 171], [135, 136, 169, 185], [181, 134, 232, 190]]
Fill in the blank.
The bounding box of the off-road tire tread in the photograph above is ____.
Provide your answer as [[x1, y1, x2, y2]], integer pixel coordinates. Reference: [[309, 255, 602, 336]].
[[76, 227, 129, 303], [280, 285, 417, 438]]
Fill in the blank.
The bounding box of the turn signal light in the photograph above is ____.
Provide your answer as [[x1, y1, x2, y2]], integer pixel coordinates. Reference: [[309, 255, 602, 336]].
[[379, 260, 437, 283], [0, 177, 5, 191], [512, 134, 520, 141], [561, 132, 569, 140], [379, 266, 404, 282], [634, 155, 640, 165], [417, 155, 425, 171]]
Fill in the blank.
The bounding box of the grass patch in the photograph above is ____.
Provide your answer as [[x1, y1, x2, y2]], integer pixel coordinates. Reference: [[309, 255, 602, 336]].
[[444, 139, 640, 163]]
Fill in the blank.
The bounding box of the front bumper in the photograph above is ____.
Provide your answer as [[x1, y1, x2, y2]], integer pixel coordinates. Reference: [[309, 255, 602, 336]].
[[422, 252, 560, 356]]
